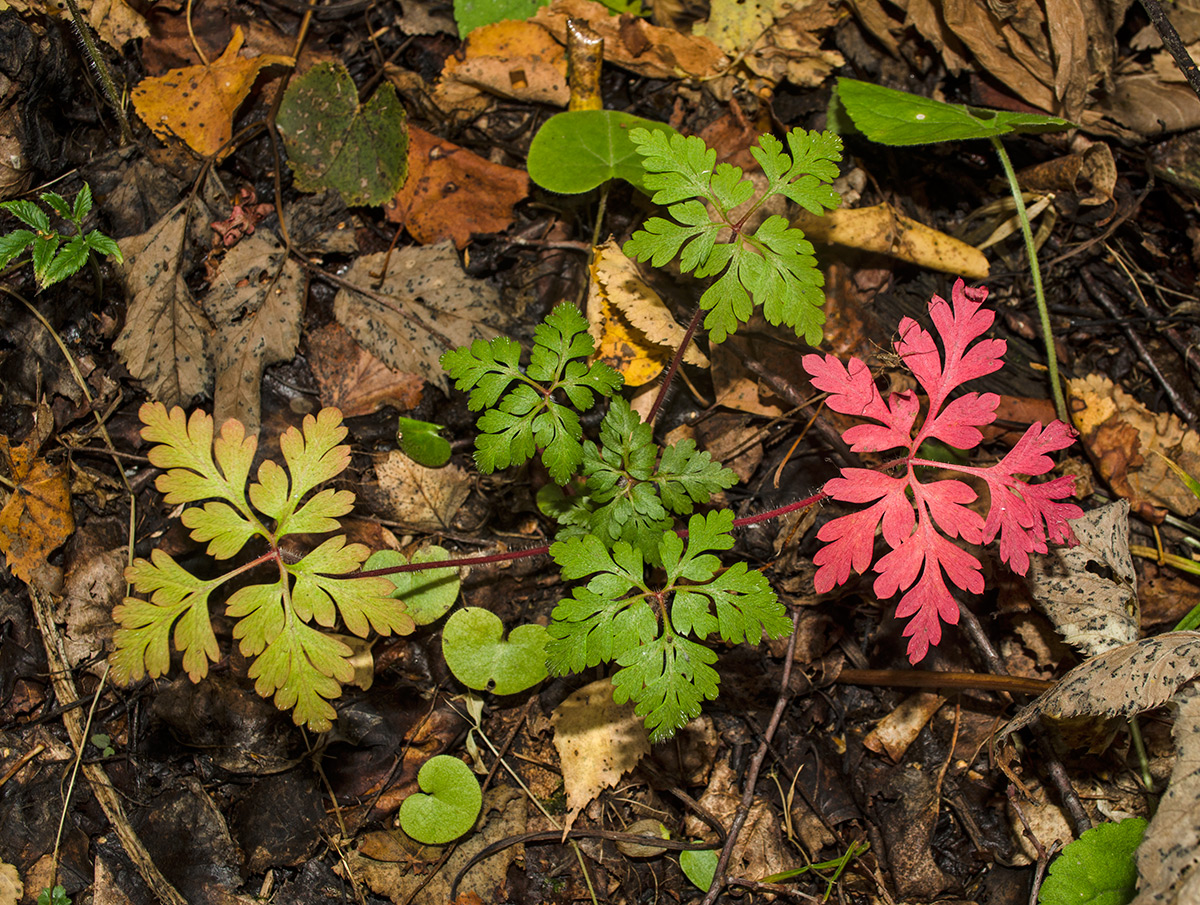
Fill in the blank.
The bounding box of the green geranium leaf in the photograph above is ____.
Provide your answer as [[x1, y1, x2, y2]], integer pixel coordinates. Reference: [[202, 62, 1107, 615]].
[[365, 546, 461, 625], [1038, 818, 1146, 905], [397, 416, 452, 468], [277, 61, 409, 206], [527, 110, 680, 195], [442, 607, 549, 694], [454, 0, 547, 35], [399, 754, 483, 844], [833, 78, 1073, 147]]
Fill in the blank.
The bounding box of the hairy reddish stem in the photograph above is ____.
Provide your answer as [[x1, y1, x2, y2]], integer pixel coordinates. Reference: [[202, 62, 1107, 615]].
[[349, 491, 829, 580], [646, 304, 706, 428]]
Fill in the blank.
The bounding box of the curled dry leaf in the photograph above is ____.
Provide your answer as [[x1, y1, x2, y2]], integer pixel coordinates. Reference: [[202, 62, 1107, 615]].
[[1025, 500, 1138, 659], [793, 203, 989, 279], [1004, 632, 1200, 737], [1070, 373, 1200, 521], [132, 27, 292, 160]]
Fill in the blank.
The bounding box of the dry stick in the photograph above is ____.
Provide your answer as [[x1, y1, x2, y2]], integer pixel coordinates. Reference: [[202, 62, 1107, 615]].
[[1080, 267, 1198, 423], [956, 605, 1092, 837], [1138, 0, 1200, 101], [29, 584, 189, 905], [699, 608, 802, 905]]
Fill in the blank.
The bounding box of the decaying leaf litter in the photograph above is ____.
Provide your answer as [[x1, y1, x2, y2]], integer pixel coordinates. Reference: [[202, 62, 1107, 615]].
[[4, 0, 1200, 901]]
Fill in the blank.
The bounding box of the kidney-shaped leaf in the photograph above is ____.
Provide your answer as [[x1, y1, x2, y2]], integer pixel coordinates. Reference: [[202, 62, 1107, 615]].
[[442, 607, 548, 694], [277, 61, 408, 206], [527, 110, 679, 195], [834, 78, 1073, 147], [364, 546, 460, 625], [398, 755, 482, 845]]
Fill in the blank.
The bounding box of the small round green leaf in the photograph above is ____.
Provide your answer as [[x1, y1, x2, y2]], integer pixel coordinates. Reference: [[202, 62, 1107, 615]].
[[398, 755, 482, 845], [680, 848, 719, 891], [834, 78, 1073, 147], [364, 547, 460, 626], [527, 110, 680, 195], [442, 607, 548, 694], [1038, 818, 1146, 905], [453, 0, 547, 35], [396, 416, 451, 468]]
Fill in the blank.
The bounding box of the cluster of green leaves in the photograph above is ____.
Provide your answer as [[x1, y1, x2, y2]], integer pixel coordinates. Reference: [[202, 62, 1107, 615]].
[[441, 302, 622, 483], [623, 127, 842, 345], [546, 510, 791, 742], [0, 183, 122, 290], [541, 397, 737, 561], [110, 403, 410, 732]]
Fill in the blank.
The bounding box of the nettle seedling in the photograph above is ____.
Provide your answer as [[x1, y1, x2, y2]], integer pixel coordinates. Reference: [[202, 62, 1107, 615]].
[[0, 183, 123, 290]]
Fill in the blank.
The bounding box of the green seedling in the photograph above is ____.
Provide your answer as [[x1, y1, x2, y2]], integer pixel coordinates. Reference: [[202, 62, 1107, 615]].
[[527, 110, 680, 195], [364, 546, 460, 625], [680, 848, 719, 891], [109, 403, 409, 732], [396, 416, 452, 468], [442, 607, 549, 694], [0, 183, 123, 290], [398, 754, 483, 845], [761, 840, 869, 901], [623, 125, 842, 344], [277, 61, 408, 207], [547, 509, 791, 742], [454, 0, 642, 35], [441, 301, 623, 484], [37, 886, 70, 905], [831, 77, 1073, 422], [1038, 818, 1145, 905], [90, 733, 115, 757]]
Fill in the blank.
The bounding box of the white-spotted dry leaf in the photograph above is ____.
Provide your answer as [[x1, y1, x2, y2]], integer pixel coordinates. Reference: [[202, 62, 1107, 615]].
[[1026, 500, 1138, 658], [1004, 632, 1200, 737], [551, 677, 650, 834], [115, 199, 214, 405], [202, 230, 305, 435], [333, 242, 510, 394], [1133, 682, 1200, 904]]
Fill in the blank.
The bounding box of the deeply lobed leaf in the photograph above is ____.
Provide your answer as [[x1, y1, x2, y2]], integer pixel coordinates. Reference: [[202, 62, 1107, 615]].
[[803, 280, 1082, 662]]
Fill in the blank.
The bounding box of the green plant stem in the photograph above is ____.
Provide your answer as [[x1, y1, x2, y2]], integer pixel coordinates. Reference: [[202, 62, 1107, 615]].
[[51, 666, 109, 894], [989, 135, 1068, 423], [60, 0, 134, 145], [1127, 716, 1156, 794]]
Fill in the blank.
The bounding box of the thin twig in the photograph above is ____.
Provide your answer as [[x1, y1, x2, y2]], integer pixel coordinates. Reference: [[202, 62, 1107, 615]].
[[700, 608, 802, 905]]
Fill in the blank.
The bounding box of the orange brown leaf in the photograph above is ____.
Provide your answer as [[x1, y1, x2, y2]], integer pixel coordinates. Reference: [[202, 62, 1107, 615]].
[[132, 26, 292, 160], [0, 415, 74, 583]]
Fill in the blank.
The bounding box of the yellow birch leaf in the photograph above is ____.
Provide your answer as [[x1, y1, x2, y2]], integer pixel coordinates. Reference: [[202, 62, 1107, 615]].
[[0, 406, 74, 583], [793, 203, 989, 279], [586, 239, 708, 387], [132, 27, 293, 160]]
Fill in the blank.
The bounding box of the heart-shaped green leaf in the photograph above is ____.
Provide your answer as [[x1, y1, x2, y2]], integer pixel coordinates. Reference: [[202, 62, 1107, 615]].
[[1037, 818, 1145, 905], [833, 78, 1073, 147], [527, 110, 680, 195], [364, 547, 460, 625], [454, 0, 548, 35], [398, 754, 482, 845], [277, 61, 409, 206], [396, 416, 451, 468], [441, 607, 548, 694], [680, 848, 719, 890]]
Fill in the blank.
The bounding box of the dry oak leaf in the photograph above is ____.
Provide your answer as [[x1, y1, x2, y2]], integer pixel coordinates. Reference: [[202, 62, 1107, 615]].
[[384, 126, 530, 249], [132, 26, 293, 159], [201, 229, 305, 436], [532, 0, 728, 80], [0, 412, 74, 584], [115, 198, 214, 406], [1070, 373, 1200, 521]]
